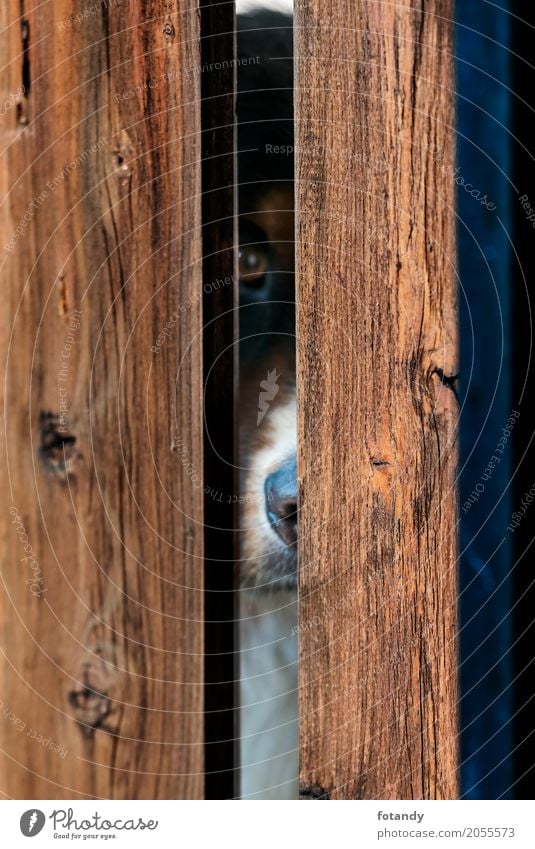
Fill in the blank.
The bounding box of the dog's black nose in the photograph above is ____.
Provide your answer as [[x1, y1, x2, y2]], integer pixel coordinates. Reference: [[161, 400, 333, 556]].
[[265, 455, 298, 546]]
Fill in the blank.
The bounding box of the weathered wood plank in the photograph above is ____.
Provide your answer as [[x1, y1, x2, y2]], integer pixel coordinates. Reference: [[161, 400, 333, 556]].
[[0, 1, 204, 798], [296, 1, 458, 798]]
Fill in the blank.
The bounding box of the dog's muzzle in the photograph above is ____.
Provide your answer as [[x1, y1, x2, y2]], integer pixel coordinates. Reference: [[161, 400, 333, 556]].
[[265, 453, 298, 547]]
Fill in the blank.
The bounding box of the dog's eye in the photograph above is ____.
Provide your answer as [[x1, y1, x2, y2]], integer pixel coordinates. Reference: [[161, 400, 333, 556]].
[[238, 245, 268, 286]]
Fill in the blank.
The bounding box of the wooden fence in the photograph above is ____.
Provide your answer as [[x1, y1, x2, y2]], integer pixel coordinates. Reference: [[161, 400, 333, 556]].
[[1, 0, 457, 799]]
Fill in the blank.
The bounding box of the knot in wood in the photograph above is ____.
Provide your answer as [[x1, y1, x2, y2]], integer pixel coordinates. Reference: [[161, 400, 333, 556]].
[[38, 411, 78, 481], [163, 21, 175, 39], [299, 783, 330, 799], [68, 663, 112, 736]]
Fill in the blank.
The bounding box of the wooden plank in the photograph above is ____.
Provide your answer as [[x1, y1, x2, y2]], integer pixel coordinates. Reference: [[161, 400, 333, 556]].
[[295, 1, 459, 798], [200, 0, 238, 799], [0, 2, 204, 798]]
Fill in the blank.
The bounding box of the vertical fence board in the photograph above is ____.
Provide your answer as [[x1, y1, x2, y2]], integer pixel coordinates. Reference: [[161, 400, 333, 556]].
[[1, 2, 204, 798], [296, 1, 458, 798]]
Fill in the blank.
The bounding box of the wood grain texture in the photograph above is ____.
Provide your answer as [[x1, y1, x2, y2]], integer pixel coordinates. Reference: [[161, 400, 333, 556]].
[[0, 1, 204, 798], [295, 0, 459, 798]]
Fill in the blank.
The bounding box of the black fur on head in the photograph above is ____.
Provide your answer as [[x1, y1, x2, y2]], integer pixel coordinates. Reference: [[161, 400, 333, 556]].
[[237, 11, 294, 205], [237, 10, 294, 364]]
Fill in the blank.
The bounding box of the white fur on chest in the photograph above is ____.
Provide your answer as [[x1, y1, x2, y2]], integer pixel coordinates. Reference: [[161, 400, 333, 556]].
[[239, 589, 298, 799]]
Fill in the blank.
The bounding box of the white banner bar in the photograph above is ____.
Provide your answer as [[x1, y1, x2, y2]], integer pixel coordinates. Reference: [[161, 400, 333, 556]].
[[2, 800, 534, 848]]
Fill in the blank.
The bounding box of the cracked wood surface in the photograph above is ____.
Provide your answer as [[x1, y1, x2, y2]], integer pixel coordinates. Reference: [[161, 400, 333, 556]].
[[295, 0, 459, 798], [0, 2, 204, 798]]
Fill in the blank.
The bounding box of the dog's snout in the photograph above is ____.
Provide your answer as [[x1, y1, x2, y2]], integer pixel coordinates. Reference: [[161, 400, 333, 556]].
[[265, 455, 298, 547]]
